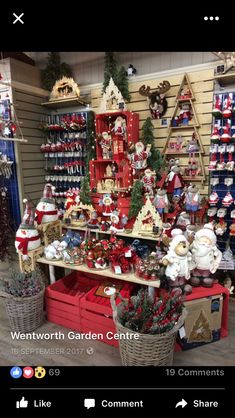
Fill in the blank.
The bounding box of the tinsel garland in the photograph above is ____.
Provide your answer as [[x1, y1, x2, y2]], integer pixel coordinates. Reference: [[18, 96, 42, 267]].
[[0, 188, 11, 261]]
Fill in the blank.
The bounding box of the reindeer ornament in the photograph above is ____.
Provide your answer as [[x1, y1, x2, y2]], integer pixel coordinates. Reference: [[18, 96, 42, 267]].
[[139, 80, 171, 119]]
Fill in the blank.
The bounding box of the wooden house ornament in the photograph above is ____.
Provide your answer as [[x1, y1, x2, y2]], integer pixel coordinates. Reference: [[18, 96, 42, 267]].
[[50, 77, 80, 100], [132, 196, 163, 235], [99, 78, 126, 113]]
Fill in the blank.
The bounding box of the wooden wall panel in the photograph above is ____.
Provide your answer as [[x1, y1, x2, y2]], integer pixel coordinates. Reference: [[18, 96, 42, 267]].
[[13, 88, 47, 210], [91, 68, 214, 196]]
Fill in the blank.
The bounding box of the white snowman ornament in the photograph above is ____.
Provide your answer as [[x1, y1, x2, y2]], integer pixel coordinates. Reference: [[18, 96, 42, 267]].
[[15, 199, 41, 257], [35, 183, 58, 225]]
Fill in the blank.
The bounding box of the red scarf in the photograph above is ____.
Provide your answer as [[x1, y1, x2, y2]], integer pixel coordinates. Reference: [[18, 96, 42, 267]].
[[35, 209, 57, 225], [16, 235, 40, 255]]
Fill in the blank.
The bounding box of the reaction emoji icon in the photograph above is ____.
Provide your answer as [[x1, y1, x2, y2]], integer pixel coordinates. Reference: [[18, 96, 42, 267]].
[[34, 366, 46, 379]]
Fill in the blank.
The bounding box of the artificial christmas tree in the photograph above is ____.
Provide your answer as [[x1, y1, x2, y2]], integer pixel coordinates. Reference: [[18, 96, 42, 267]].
[[116, 66, 131, 102], [80, 177, 92, 205], [128, 180, 144, 219], [142, 117, 163, 174], [102, 52, 131, 102], [103, 52, 119, 93]]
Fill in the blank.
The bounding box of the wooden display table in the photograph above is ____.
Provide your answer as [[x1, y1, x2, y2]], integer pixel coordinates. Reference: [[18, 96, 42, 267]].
[[37, 257, 161, 288]]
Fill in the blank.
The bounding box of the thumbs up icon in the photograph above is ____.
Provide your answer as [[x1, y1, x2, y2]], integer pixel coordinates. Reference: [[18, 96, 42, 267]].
[[16, 397, 28, 408]]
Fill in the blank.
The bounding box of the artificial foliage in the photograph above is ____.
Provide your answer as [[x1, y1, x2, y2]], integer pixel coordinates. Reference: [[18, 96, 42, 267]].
[[86, 111, 96, 176], [142, 117, 163, 174], [41, 52, 73, 91], [0, 188, 11, 261], [80, 177, 92, 205], [102, 52, 131, 102], [116, 66, 131, 102], [118, 288, 183, 334], [2, 270, 44, 298], [128, 180, 144, 219], [103, 52, 118, 93]]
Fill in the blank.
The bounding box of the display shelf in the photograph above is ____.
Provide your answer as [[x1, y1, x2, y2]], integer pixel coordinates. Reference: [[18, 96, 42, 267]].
[[170, 125, 199, 130], [41, 97, 88, 108], [214, 72, 235, 87], [61, 223, 161, 241], [210, 90, 235, 254], [37, 257, 161, 288], [164, 151, 200, 155]]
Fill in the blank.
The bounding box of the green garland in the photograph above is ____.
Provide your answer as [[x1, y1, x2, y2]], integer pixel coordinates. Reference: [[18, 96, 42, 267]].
[[41, 52, 73, 91], [142, 117, 164, 175]]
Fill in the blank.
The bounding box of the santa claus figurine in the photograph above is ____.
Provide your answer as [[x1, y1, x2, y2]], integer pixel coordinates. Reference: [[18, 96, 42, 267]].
[[99, 194, 115, 217], [109, 211, 127, 233], [112, 116, 126, 137], [190, 223, 222, 287], [167, 165, 185, 197], [35, 184, 58, 225], [128, 141, 151, 174], [141, 168, 155, 195], [99, 131, 112, 159], [15, 199, 41, 256]]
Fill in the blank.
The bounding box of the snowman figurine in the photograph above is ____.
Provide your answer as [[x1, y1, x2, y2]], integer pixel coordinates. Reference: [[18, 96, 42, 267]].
[[15, 199, 41, 256], [35, 184, 58, 225]]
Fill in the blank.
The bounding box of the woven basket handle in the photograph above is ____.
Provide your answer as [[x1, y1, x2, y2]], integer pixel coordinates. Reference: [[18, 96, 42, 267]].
[[0, 290, 10, 298]]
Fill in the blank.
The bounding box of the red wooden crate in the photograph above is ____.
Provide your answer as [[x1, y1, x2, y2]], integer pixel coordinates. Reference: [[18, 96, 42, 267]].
[[80, 281, 135, 316], [45, 271, 101, 330], [47, 313, 82, 332], [81, 318, 118, 348], [80, 281, 135, 348]]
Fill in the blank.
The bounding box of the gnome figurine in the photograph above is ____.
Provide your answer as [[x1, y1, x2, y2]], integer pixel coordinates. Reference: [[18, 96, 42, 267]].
[[35, 184, 58, 225], [15, 199, 41, 256]]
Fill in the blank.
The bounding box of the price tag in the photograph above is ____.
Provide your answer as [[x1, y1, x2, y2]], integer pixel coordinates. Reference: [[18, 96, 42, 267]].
[[179, 326, 186, 339], [125, 250, 132, 258], [114, 266, 122, 274]]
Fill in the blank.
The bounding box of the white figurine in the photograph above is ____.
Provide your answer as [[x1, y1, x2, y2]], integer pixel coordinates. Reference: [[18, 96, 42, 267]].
[[15, 199, 41, 256], [190, 223, 222, 288], [162, 230, 193, 295]]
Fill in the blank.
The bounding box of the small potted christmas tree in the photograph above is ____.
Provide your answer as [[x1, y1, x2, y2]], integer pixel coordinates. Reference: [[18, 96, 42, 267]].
[[111, 288, 186, 366], [0, 269, 45, 332]]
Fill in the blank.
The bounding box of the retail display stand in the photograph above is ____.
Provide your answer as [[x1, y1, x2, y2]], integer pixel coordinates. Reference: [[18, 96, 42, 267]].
[[37, 257, 161, 288], [37, 220, 62, 247], [40, 100, 94, 201], [163, 73, 206, 184], [19, 246, 44, 273], [90, 111, 139, 193], [209, 89, 235, 254]]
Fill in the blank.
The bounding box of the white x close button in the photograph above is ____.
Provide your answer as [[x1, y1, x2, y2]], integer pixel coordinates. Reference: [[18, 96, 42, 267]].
[[13, 13, 24, 24]]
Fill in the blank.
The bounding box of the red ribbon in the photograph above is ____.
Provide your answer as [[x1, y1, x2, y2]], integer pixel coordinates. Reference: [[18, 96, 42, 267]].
[[16, 235, 40, 255], [35, 209, 57, 225]]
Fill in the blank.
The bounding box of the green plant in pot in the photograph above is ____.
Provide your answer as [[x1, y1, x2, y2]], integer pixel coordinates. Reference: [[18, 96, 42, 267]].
[[0, 269, 45, 333]]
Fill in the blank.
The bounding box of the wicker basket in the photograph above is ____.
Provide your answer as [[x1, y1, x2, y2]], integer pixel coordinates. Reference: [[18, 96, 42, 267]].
[[111, 295, 186, 366], [3, 288, 45, 333]]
